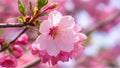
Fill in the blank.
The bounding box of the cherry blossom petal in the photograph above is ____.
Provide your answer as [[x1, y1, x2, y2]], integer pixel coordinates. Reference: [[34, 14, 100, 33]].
[[36, 34, 47, 50], [55, 29, 76, 52], [74, 24, 82, 32], [49, 10, 62, 26], [46, 36, 60, 56], [30, 42, 41, 55], [39, 20, 52, 33], [58, 16, 75, 29]]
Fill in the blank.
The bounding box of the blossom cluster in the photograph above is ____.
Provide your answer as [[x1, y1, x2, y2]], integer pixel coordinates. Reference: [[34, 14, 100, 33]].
[[0, 34, 28, 67], [0, 0, 86, 67]]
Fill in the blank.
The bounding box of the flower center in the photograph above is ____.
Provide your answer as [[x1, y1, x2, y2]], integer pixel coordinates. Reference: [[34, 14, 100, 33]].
[[49, 26, 59, 39]]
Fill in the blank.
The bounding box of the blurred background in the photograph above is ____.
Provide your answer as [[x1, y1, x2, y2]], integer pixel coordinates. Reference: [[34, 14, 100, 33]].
[[0, 0, 120, 68]]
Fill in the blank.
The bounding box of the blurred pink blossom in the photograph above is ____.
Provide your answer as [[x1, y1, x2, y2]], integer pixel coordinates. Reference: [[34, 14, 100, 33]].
[[72, 0, 120, 32], [0, 55, 17, 68], [76, 57, 106, 68], [97, 45, 120, 62], [0, 0, 19, 22], [0, 38, 4, 44]]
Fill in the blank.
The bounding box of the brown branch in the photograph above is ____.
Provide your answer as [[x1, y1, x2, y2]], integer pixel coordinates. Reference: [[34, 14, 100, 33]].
[[0, 27, 28, 52], [0, 23, 25, 28], [23, 10, 120, 67], [10, 27, 28, 44]]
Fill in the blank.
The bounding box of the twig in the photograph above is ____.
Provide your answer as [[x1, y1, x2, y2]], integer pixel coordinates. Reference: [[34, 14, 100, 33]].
[[23, 10, 120, 67], [10, 27, 28, 44], [0, 27, 28, 52], [0, 23, 25, 28], [83, 10, 120, 35]]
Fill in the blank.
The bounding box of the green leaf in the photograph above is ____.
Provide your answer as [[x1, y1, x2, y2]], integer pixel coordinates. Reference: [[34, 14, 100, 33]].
[[36, 0, 48, 9], [18, 0, 26, 16]]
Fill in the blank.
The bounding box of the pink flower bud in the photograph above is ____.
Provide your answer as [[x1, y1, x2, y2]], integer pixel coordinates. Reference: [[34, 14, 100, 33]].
[[0, 38, 4, 44], [47, 3, 57, 9], [25, 16, 31, 22], [43, 3, 57, 12], [0, 55, 17, 68], [15, 33, 28, 45], [12, 45, 23, 58]]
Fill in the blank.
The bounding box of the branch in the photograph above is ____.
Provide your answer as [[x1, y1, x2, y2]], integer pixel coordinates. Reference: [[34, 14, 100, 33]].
[[0, 27, 28, 52], [83, 10, 120, 35], [0, 23, 25, 28], [10, 27, 28, 44]]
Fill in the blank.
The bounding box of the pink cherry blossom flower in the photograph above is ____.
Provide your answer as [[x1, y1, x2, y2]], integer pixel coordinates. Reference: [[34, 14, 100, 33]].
[[15, 33, 28, 45], [0, 55, 17, 68], [12, 45, 24, 58], [36, 10, 77, 56], [30, 10, 86, 65]]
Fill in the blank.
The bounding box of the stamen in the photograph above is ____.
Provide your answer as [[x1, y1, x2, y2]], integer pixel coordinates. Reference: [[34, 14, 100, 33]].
[[49, 26, 59, 39]]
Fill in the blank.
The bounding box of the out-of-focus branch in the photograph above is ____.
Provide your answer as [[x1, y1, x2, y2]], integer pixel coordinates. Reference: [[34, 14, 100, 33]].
[[23, 10, 120, 67], [0, 27, 28, 52], [83, 10, 120, 35], [75, 10, 120, 68]]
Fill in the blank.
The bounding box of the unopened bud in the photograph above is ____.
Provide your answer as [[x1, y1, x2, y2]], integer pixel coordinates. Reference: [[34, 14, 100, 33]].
[[35, 20, 39, 23], [12, 45, 23, 58], [43, 3, 57, 12], [15, 33, 28, 45], [48, 3, 57, 9], [0, 38, 4, 44], [25, 16, 31, 22]]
